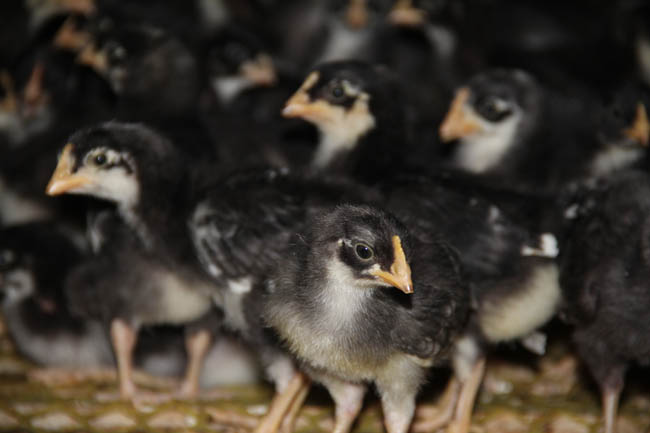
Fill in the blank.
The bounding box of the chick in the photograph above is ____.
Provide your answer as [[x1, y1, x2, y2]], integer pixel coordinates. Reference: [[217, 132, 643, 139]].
[[199, 24, 315, 169], [590, 83, 650, 176], [382, 176, 560, 433], [559, 170, 650, 433], [0, 222, 114, 368], [264, 204, 469, 433], [283, 60, 411, 183], [45, 123, 222, 399], [439, 68, 601, 191]]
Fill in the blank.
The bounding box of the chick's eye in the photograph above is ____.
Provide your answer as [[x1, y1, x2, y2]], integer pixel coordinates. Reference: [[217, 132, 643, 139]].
[[0, 250, 15, 268], [355, 243, 374, 260], [94, 153, 107, 166], [477, 97, 510, 122], [330, 85, 345, 100]]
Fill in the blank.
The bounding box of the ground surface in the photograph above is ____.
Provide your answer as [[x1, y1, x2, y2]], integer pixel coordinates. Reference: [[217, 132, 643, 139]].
[[1, 318, 649, 433]]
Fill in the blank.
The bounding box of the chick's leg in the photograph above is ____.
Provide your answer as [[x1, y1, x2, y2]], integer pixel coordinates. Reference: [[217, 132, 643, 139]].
[[446, 357, 485, 433], [178, 328, 211, 398], [110, 318, 138, 399], [279, 377, 311, 433], [376, 356, 427, 433], [600, 366, 625, 433], [254, 371, 311, 433], [412, 376, 461, 432], [318, 375, 367, 433], [603, 386, 621, 433]]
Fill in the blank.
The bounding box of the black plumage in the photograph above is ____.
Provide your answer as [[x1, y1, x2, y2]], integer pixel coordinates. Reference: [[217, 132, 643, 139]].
[[263, 204, 469, 433], [199, 24, 315, 169], [0, 222, 114, 368], [380, 175, 561, 433], [45, 122, 224, 399], [283, 60, 413, 183], [439, 68, 604, 191], [45, 121, 377, 403], [559, 170, 650, 433]]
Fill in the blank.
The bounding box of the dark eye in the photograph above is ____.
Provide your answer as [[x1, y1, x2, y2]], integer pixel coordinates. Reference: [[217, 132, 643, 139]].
[[330, 85, 345, 100], [0, 250, 15, 269], [477, 97, 511, 122], [355, 243, 374, 260], [225, 43, 249, 65], [94, 153, 107, 166]]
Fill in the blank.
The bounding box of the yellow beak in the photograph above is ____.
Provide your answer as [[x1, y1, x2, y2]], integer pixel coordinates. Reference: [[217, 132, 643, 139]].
[[45, 143, 91, 195], [623, 103, 650, 147], [240, 53, 277, 87], [76, 42, 108, 75], [53, 17, 92, 52], [439, 87, 483, 142], [345, 0, 368, 29], [370, 235, 414, 294], [388, 0, 427, 27]]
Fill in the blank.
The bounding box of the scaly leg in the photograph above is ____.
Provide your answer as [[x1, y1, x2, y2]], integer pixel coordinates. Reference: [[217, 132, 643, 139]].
[[319, 377, 367, 433], [279, 377, 311, 433], [178, 329, 211, 398], [110, 318, 138, 399], [254, 372, 311, 433], [446, 357, 486, 433], [603, 384, 622, 433], [412, 377, 461, 432]]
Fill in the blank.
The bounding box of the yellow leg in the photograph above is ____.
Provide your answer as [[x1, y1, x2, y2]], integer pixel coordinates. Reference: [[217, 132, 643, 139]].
[[178, 329, 211, 398], [110, 318, 137, 399], [446, 357, 486, 433], [254, 372, 311, 433]]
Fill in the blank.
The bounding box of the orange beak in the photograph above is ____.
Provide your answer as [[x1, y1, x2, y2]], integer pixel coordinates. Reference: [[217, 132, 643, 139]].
[[370, 236, 414, 294], [53, 17, 92, 52], [282, 72, 328, 119], [46, 144, 91, 195], [623, 103, 650, 147], [345, 0, 368, 29], [439, 87, 483, 142], [77, 42, 108, 75], [240, 53, 277, 87], [25, 62, 45, 106], [387, 0, 427, 27], [282, 89, 333, 121]]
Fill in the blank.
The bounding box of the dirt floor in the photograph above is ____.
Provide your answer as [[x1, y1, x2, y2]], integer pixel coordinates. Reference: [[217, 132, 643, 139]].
[[1, 318, 649, 433]]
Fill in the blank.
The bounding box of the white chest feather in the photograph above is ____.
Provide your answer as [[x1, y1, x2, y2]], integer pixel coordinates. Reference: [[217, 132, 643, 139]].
[[212, 76, 252, 105], [0, 179, 51, 224], [284, 259, 376, 379], [312, 101, 375, 169], [479, 262, 560, 343], [221, 277, 252, 333], [317, 20, 370, 63], [157, 273, 212, 324], [454, 115, 520, 173], [590, 145, 644, 178]]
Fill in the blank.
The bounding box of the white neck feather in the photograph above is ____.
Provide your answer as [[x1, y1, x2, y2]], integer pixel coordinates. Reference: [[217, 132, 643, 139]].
[[454, 114, 521, 174]]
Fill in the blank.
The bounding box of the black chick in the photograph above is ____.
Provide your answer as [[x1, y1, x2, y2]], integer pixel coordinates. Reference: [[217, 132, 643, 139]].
[[77, 22, 200, 119], [202, 25, 278, 107], [590, 83, 650, 175], [282, 60, 412, 183], [44, 121, 376, 403], [186, 169, 381, 433], [199, 24, 315, 169], [45, 122, 221, 399], [0, 222, 114, 368], [381, 176, 561, 433], [264, 204, 469, 433], [559, 170, 650, 433], [438, 68, 601, 191]]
